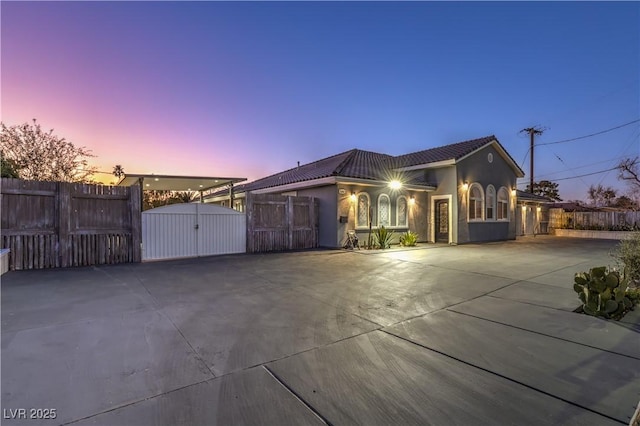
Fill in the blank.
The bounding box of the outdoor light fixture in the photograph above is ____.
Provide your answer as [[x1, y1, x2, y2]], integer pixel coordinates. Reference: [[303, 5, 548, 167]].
[[409, 195, 415, 204], [154, 178, 159, 181], [350, 192, 357, 202], [145, 183, 150, 187], [462, 182, 469, 191], [537, 206, 542, 212], [511, 188, 517, 197], [389, 180, 402, 190]]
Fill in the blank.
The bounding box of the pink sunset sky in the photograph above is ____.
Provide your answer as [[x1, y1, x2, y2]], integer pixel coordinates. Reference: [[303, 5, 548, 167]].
[[2, 2, 638, 200]]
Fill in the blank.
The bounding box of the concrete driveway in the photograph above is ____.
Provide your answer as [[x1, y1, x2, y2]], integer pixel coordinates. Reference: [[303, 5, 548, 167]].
[[1, 236, 639, 425]]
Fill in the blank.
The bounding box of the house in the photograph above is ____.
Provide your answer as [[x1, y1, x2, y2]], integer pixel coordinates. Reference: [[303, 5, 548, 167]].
[[206, 135, 526, 248]]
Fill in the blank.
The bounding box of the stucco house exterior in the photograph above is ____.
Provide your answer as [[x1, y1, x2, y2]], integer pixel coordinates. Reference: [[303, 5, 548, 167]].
[[206, 135, 526, 248]]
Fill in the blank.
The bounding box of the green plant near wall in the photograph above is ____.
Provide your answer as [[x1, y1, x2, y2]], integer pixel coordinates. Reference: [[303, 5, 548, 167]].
[[611, 231, 640, 283], [573, 266, 634, 319], [373, 226, 394, 249], [399, 231, 418, 247]]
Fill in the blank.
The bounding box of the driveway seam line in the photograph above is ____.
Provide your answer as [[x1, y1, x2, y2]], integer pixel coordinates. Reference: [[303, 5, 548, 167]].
[[445, 308, 640, 360], [379, 329, 627, 425], [128, 269, 218, 379], [263, 365, 332, 426], [59, 378, 214, 425]]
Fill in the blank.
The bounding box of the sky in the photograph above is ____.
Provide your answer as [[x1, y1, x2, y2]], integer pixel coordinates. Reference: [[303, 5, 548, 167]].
[[1, 1, 638, 201]]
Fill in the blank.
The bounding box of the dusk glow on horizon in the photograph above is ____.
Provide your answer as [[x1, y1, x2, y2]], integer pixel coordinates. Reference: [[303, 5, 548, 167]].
[[2, 2, 638, 200]]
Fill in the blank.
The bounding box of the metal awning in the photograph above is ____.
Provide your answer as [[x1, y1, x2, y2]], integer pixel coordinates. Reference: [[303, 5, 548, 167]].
[[116, 174, 246, 192]]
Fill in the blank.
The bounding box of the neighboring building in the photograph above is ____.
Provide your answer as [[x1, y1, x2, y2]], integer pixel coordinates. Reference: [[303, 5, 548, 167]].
[[515, 190, 555, 236], [206, 135, 526, 248]]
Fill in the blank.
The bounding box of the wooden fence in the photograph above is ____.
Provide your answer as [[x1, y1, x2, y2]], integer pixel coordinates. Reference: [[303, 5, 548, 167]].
[[1, 178, 141, 270], [246, 193, 318, 253], [549, 208, 640, 231]]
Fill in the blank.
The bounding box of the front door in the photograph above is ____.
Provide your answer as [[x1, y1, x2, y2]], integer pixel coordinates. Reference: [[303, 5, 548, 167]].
[[435, 200, 449, 243]]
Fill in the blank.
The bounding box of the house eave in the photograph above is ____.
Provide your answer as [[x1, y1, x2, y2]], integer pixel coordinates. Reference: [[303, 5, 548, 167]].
[[393, 159, 456, 172]]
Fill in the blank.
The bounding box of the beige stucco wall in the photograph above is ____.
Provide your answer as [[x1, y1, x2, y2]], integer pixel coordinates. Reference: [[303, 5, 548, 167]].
[[336, 184, 428, 246]]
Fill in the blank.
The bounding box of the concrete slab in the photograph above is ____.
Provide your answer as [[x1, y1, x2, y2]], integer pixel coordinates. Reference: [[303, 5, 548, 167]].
[[489, 280, 580, 311], [619, 307, 640, 330], [268, 330, 618, 426], [292, 266, 516, 326], [449, 296, 640, 359], [1, 309, 213, 426], [73, 367, 323, 426], [386, 310, 640, 423], [1, 267, 156, 332], [161, 285, 380, 375]]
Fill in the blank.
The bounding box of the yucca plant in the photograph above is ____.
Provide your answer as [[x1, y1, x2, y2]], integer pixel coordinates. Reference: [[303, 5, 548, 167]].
[[373, 226, 394, 249], [399, 231, 418, 247]]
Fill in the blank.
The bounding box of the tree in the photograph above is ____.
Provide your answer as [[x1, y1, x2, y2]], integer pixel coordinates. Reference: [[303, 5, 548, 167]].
[[112, 164, 125, 180], [525, 180, 562, 201], [618, 157, 640, 189], [587, 184, 618, 207], [0, 119, 96, 182], [612, 195, 638, 210], [1, 155, 20, 178]]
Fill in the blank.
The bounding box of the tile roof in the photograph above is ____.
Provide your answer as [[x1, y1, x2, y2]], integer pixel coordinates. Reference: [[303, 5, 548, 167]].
[[391, 135, 496, 168], [208, 135, 519, 196]]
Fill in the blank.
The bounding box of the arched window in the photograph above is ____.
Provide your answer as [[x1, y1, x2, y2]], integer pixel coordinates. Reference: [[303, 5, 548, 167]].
[[486, 185, 496, 221], [378, 194, 391, 227], [468, 183, 484, 221], [396, 196, 408, 227], [356, 192, 370, 228], [497, 187, 509, 221]]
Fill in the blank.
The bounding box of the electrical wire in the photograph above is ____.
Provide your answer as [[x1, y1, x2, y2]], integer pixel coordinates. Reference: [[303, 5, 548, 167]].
[[536, 119, 640, 147], [552, 166, 619, 181]]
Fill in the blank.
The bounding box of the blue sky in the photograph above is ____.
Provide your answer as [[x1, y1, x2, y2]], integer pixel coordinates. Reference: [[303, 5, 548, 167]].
[[2, 1, 638, 201]]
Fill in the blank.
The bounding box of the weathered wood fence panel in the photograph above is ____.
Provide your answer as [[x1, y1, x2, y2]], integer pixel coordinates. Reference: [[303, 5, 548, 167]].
[[1, 178, 141, 271], [246, 193, 318, 253], [549, 208, 640, 230]]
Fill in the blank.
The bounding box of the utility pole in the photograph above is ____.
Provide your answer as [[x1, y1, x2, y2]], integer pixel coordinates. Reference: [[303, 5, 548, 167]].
[[520, 127, 545, 192]]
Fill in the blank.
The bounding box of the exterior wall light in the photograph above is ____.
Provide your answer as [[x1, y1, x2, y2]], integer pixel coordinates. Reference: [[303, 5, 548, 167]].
[[350, 192, 357, 202], [389, 180, 402, 190], [462, 182, 469, 191], [409, 195, 415, 204], [511, 188, 517, 197], [537, 206, 542, 212]]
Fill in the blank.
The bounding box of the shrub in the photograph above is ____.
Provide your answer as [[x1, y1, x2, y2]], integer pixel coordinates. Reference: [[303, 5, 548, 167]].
[[573, 266, 634, 319], [612, 232, 640, 284], [399, 231, 418, 247], [373, 226, 394, 249]]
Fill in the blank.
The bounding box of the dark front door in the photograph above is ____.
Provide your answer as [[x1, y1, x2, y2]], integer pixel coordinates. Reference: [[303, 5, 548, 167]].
[[435, 200, 449, 243]]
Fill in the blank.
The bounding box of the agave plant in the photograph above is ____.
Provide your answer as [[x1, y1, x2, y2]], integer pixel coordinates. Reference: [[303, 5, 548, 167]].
[[373, 226, 394, 249], [399, 231, 418, 247]]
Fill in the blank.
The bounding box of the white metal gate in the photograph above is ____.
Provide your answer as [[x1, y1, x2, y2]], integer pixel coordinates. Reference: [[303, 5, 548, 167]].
[[142, 203, 246, 261]]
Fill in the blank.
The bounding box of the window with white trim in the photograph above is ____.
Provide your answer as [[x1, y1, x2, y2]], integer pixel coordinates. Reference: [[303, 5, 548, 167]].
[[486, 185, 496, 220], [468, 183, 484, 221], [396, 196, 408, 227], [356, 193, 370, 228], [497, 187, 509, 220], [378, 194, 391, 227]]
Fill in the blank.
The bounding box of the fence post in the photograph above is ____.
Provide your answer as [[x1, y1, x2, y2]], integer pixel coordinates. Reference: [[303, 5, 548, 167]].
[[130, 184, 142, 262], [57, 182, 71, 268], [245, 192, 253, 253], [287, 196, 294, 250]]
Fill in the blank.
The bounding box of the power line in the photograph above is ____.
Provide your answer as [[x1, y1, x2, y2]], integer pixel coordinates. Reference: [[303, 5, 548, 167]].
[[536, 118, 640, 147], [552, 166, 619, 182], [533, 154, 631, 179]]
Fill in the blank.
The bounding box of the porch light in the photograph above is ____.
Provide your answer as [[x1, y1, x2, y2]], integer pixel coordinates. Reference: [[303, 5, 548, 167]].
[[537, 206, 541, 212], [154, 178, 159, 181], [409, 195, 415, 204], [145, 183, 150, 187], [350, 192, 357, 202], [511, 189, 517, 197], [462, 181, 469, 191], [389, 180, 402, 190]]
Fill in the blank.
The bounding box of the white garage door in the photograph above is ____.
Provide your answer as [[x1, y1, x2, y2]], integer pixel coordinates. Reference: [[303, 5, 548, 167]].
[[142, 203, 246, 261]]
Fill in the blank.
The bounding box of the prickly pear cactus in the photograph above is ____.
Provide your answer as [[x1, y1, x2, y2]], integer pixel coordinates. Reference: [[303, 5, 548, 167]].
[[573, 266, 633, 319]]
